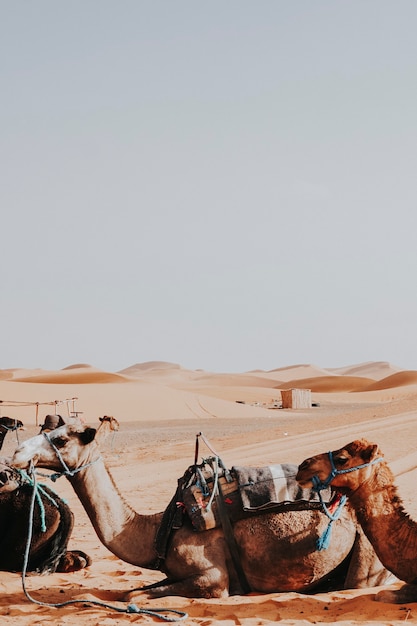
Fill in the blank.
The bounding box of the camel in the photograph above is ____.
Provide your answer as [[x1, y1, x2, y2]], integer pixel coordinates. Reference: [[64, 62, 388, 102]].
[[95, 415, 120, 445], [0, 416, 24, 450], [296, 438, 417, 604], [39, 414, 66, 432], [0, 415, 115, 574], [0, 459, 91, 573], [10, 423, 392, 599]]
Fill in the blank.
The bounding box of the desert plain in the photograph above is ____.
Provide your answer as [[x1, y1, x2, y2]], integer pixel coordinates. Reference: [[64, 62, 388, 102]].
[[1, 359, 417, 625]]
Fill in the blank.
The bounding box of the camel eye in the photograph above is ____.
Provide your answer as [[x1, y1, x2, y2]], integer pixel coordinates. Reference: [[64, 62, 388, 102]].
[[53, 437, 68, 448], [334, 455, 348, 466]]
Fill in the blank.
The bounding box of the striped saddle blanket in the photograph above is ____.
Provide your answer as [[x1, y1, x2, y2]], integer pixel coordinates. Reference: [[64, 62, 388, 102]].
[[234, 463, 331, 511]]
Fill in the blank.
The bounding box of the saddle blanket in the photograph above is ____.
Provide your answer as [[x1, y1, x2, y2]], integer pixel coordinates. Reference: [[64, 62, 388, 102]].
[[233, 463, 332, 511]]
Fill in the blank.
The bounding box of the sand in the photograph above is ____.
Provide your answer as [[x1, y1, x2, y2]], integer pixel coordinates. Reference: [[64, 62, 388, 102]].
[[0, 359, 417, 625]]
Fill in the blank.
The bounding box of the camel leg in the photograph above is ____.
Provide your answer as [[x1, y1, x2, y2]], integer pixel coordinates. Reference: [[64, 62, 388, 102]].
[[124, 568, 229, 599], [375, 584, 417, 604], [56, 550, 92, 573], [344, 529, 397, 589]]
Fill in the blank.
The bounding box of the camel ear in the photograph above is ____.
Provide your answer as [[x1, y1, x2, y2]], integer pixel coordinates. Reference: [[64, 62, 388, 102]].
[[80, 427, 97, 445], [362, 443, 379, 462]]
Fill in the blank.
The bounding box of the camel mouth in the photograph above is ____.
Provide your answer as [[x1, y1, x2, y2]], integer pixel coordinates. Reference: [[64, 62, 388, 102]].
[[11, 453, 39, 470], [298, 478, 313, 488], [295, 471, 314, 488]]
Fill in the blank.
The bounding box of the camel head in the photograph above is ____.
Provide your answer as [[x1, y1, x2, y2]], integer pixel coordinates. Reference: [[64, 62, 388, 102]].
[[11, 424, 98, 474], [296, 439, 384, 493], [0, 416, 25, 431], [99, 415, 120, 431]]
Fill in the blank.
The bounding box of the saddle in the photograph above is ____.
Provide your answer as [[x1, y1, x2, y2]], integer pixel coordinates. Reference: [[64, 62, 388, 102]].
[[154, 434, 334, 565]]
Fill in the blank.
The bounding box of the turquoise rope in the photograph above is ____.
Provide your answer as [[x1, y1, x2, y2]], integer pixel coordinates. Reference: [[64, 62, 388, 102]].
[[316, 492, 347, 551], [312, 450, 383, 551], [17, 469, 63, 533]]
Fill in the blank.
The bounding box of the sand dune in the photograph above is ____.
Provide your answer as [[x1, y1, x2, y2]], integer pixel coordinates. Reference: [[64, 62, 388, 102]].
[[279, 375, 376, 393], [12, 369, 131, 385], [0, 360, 417, 625], [258, 363, 337, 382], [361, 370, 417, 391], [328, 360, 402, 380]]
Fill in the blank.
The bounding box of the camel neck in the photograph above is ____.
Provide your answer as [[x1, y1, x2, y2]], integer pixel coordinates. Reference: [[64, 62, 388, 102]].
[[349, 467, 417, 583], [68, 456, 161, 568]]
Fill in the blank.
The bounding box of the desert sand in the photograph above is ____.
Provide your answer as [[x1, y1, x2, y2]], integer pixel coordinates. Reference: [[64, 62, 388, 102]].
[[1, 359, 417, 625]]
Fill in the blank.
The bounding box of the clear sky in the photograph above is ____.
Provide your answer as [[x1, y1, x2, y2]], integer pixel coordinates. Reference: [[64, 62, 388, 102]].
[[2, 1, 417, 373]]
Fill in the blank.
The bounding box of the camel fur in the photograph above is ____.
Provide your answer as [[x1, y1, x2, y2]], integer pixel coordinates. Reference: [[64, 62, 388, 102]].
[[296, 438, 417, 603], [11, 424, 392, 599]]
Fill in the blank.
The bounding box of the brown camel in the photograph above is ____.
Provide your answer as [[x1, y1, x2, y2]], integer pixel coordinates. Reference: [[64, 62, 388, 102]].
[[0, 460, 91, 573], [296, 438, 417, 604], [11, 424, 392, 599]]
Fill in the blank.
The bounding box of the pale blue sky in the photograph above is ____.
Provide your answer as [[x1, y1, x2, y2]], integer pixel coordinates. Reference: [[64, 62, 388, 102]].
[[2, 1, 417, 373]]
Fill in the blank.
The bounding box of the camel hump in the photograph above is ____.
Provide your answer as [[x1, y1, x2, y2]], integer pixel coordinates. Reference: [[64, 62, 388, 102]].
[[40, 414, 66, 432]]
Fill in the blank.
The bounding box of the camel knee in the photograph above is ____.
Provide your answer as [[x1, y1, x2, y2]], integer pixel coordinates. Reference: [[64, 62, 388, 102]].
[[125, 568, 229, 599]]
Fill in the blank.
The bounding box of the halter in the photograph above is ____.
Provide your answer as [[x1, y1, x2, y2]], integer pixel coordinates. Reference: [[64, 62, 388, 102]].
[[311, 450, 384, 551], [0, 420, 19, 431], [42, 432, 102, 482], [312, 450, 384, 493]]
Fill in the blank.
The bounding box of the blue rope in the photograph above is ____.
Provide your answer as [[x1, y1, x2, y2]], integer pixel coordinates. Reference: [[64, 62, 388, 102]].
[[17, 469, 63, 533], [21, 464, 187, 621], [311, 450, 384, 551], [315, 492, 347, 551]]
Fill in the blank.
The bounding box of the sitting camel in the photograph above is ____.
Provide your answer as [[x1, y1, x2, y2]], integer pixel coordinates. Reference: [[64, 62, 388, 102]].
[[11, 424, 392, 599], [39, 414, 66, 432], [0, 460, 91, 573], [296, 439, 417, 604]]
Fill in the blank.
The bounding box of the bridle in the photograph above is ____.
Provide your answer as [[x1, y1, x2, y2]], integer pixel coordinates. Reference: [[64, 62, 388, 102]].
[[312, 450, 384, 493], [42, 432, 102, 482], [309, 450, 383, 551]]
